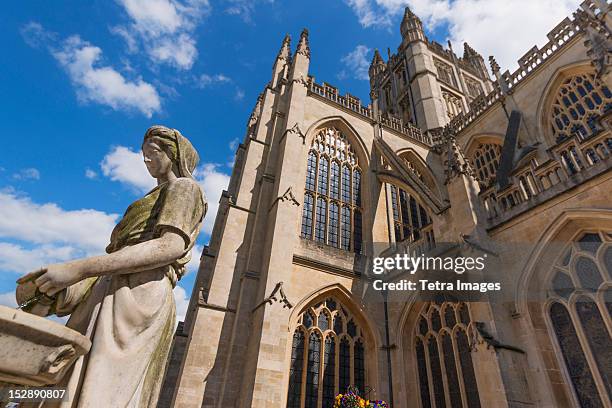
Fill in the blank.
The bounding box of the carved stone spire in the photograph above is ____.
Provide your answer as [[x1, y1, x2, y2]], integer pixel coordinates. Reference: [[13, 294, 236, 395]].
[[296, 28, 310, 59], [369, 49, 386, 88], [276, 34, 291, 64], [461, 42, 488, 79], [463, 42, 479, 59], [400, 7, 425, 43], [248, 92, 264, 128], [488, 56, 500, 75]]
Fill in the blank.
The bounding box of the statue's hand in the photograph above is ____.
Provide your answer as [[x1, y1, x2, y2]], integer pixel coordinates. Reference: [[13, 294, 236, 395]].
[[27, 264, 83, 297]]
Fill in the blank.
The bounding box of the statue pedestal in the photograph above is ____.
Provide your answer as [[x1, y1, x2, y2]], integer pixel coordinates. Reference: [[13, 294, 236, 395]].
[[0, 305, 90, 386]]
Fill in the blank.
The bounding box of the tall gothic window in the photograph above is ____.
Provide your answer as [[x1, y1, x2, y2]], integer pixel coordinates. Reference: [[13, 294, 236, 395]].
[[389, 185, 434, 248], [463, 75, 483, 100], [301, 127, 363, 253], [550, 72, 612, 142], [442, 91, 463, 119], [471, 143, 502, 188], [435, 59, 458, 88], [546, 230, 611, 407], [287, 298, 367, 407], [415, 302, 481, 408]]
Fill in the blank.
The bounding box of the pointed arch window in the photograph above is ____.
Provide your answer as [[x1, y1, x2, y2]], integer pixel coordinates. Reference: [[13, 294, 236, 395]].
[[470, 143, 502, 189], [286, 298, 367, 407], [301, 127, 363, 253], [414, 302, 482, 408], [550, 72, 612, 143], [389, 184, 434, 247], [546, 230, 612, 406]]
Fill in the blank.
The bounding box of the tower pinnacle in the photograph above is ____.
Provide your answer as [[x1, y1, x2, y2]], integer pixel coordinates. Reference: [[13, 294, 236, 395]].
[[400, 7, 425, 43], [296, 28, 310, 59], [275, 34, 291, 65]]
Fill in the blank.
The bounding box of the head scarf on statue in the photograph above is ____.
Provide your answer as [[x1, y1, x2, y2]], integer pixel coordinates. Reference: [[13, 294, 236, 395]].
[[142, 125, 200, 179]]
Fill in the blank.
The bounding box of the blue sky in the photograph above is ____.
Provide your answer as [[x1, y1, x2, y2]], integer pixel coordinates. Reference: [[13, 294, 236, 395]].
[[0, 0, 580, 319]]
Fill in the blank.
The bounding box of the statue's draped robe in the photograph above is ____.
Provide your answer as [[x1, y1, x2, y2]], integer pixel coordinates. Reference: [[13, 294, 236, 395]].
[[48, 178, 205, 408]]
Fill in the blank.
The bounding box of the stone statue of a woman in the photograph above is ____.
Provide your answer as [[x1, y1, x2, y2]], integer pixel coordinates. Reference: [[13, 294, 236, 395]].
[[15, 125, 207, 407]]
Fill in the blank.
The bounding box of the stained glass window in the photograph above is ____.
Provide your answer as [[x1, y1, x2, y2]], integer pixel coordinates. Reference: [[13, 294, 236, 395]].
[[287, 330, 305, 408], [323, 336, 336, 406], [301, 193, 313, 239], [389, 184, 434, 245], [546, 230, 611, 406], [442, 333, 462, 408], [300, 127, 362, 252], [414, 302, 481, 408], [305, 332, 321, 408], [428, 337, 447, 408], [287, 298, 367, 407], [415, 338, 432, 408], [354, 340, 365, 393], [550, 302, 603, 407], [471, 143, 501, 188], [550, 72, 612, 142]]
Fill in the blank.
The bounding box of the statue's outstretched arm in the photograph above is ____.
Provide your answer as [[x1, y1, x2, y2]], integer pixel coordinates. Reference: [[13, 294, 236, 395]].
[[19, 231, 186, 297]]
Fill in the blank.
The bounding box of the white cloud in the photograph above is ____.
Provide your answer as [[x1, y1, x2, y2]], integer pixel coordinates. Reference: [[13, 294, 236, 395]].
[[0, 291, 17, 308], [0, 191, 118, 255], [344, 0, 580, 71], [52, 35, 161, 117], [186, 244, 203, 275], [225, 0, 275, 23], [228, 137, 239, 151], [100, 146, 230, 235], [114, 0, 210, 69], [12, 168, 40, 181], [101, 146, 156, 193], [85, 168, 98, 179], [234, 88, 245, 101], [173, 285, 190, 323], [193, 164, 230, 235], [0, 243, 79, 274], [198, 73, 232, 88], [339, 45, 371, 81]]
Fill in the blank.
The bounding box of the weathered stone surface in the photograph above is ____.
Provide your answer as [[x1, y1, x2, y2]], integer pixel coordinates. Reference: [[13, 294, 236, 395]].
[[0, 305, 90, 386]]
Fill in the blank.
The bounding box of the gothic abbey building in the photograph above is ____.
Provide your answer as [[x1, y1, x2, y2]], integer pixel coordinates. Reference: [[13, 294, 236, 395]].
[[159, 2, 612, 407]]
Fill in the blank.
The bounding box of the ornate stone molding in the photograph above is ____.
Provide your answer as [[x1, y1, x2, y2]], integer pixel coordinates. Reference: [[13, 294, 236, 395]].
[[443, 135, 476, 184], [296, 28, 310, 59]]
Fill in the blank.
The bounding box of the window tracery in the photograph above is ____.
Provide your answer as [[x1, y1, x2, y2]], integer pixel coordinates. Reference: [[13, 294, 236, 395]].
[[547, 230, 612, 407], [301, 127, 363, 253], [435, 59, 458, 88], [389, 185, 434, 247], [464, 75, 483, 100], [414, 302, 481, 408], [443, 91, 463, 119], [287, 298, 367, 407], [471, 143, 502, 188], [550, 72, 612, 142]]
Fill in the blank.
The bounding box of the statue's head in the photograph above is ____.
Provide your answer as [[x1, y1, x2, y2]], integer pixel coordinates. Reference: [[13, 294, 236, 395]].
[[142, 125, 200, 179]]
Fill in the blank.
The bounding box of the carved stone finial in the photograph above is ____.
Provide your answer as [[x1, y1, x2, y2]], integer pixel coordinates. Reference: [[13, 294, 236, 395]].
[[276, 34, 291, 63], [463, 42, 480, 59], [247, 92, 264, 128], [574, 8, 612, 80], [297, 28, 310, 59], [489, 55, 500, 74]]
